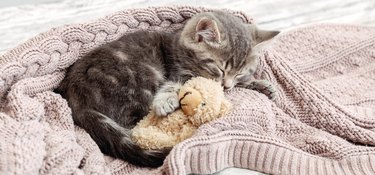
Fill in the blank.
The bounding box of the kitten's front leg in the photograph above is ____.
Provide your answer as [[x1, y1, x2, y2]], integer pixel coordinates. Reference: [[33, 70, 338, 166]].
[[246, 80, 277, 100], [152, 81, 182, 117]]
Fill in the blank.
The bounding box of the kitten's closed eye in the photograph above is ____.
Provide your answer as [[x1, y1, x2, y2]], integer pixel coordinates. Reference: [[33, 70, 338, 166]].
[[235, 73, 245, 78], [201, 58, 215, 64], [202, 59, 224, 78], [212, 67, 224, 78]]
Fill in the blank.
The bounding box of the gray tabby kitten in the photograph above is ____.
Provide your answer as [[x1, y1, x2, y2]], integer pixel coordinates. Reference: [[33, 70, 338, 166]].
[[57, 11, 279, 167]]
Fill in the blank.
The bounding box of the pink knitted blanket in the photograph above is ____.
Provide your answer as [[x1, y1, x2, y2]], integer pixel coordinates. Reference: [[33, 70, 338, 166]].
[[1, 6, 375, 175]]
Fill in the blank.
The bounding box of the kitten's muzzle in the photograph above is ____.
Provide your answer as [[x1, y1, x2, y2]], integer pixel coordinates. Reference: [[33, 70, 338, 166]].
[[222, 79, 234, 90]]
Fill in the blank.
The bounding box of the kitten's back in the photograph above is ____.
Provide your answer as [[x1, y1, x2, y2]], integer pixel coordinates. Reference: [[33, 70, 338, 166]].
[[57, 31, 172, 167]]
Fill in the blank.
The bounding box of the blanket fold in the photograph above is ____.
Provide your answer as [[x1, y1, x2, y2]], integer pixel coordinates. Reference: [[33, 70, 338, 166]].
[[1, 6, 375, 175]]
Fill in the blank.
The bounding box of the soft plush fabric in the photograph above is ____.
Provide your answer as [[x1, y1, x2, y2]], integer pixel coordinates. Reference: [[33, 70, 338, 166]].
[[1, 6, 375, 175]]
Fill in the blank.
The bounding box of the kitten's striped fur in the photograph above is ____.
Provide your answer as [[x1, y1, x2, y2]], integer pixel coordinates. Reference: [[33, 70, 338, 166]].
[[57, 11, 279, 167]]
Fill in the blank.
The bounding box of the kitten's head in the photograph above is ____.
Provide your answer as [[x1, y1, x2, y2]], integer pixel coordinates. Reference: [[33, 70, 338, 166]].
[[179, 11, 279, 90]]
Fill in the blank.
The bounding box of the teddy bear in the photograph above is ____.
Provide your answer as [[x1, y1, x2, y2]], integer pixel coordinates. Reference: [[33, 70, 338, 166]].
[[131, 77, 232, 150]]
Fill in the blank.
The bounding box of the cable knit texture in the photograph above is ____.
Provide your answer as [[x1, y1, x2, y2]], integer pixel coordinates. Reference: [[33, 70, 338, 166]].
[[1, 6, 375, 175]]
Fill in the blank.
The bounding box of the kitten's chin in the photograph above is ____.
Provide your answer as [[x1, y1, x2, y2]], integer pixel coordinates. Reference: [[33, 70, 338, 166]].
[[223, 86, 234, 91]]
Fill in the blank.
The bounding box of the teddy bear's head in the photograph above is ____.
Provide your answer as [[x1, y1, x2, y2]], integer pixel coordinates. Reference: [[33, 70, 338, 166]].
[[178, 77, 231, 126]]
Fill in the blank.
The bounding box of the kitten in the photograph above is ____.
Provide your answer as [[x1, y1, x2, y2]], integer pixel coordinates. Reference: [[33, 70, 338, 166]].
[[56, 11, 279, 167]]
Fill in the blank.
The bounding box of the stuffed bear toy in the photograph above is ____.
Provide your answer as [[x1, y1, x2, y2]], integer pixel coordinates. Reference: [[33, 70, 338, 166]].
[[131, 77, 232, 150]]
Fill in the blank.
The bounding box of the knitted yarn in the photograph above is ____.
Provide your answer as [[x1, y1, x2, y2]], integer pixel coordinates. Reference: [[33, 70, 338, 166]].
[[1, 6, 375, 175]]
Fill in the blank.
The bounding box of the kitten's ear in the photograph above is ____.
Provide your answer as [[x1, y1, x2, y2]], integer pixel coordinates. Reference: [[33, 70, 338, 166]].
[[195, 17, 221, 43], [256, 29, 279, 43], [249, 24, 279, 44]]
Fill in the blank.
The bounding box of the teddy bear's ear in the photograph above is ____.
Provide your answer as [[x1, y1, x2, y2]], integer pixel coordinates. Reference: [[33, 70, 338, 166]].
[[179, 87, 203, 116]]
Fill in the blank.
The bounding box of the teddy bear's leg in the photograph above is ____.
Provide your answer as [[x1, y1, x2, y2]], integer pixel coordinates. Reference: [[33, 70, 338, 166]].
[[152, 81, 182, 116], [246, 80, 276, 100]]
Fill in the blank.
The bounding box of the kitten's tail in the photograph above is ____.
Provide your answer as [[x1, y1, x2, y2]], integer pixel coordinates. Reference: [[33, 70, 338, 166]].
[[79, 109, 170, 167]]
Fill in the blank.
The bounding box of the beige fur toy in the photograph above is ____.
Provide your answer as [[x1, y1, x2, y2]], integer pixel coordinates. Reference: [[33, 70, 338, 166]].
[[131, 77, 232, 150]]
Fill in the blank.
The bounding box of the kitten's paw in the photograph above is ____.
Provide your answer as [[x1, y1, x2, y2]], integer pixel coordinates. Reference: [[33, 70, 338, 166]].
[[248, 80, 277, 100], [152, 92, 180, 117]]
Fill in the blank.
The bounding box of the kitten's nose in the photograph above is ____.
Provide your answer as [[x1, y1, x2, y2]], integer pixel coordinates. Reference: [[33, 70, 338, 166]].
[[222, 79, 233, 90]]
